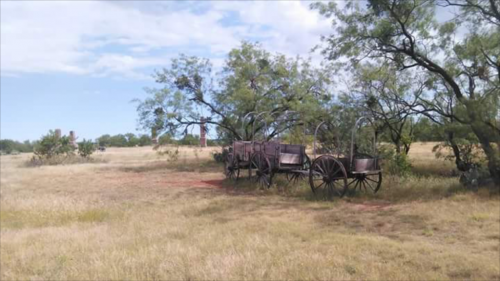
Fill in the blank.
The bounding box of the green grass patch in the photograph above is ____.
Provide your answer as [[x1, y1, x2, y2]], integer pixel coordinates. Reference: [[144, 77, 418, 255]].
[[0, 208, 113, 229], [470, 212, 490, 222]]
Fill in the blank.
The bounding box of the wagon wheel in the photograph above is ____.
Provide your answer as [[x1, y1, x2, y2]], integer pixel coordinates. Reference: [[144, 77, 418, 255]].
[[224, 153, 240, 181], [309, 155, 348, 199], [347, 153, 382, 194], [251, 151, 273, 188], [286, 155, 311, 184], [348, 172, 382, 194], [286, 172, 302, 184]]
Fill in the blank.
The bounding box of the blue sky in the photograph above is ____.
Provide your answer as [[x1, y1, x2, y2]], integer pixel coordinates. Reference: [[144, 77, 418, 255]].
[[1, 1, 332, 141]]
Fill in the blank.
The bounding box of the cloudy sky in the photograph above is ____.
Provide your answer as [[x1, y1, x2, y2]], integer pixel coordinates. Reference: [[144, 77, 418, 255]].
[[1, 1, 333, 141]]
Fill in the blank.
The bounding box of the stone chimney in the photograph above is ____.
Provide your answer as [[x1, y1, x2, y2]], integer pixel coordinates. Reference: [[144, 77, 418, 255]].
[[151, 128, 158, 145], [69, 131, 77, 147], [200, 117, 207, 147], [55, 129, 62, 140]]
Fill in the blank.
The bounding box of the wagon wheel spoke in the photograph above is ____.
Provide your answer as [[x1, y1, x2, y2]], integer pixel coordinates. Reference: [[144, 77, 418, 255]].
[[317, 181, 326, 189], [368, 173, 382, 193], [311, 177, 327, 195], [291, 173, 302, 184], [331, 182, 342, 196], [331, 167, 341, 177], [365, 177, 379, 184], [347, 179, 357, 187], [328, 160, 337, 174], [363, 178, 375, 191], [316, 160, 327, 175], [348, 173, 382, 195], [224, 155, 239, 181], [261, 176, 269, 187], [325, 158, 332, 174], [361, 180, 368, 192], [324, 183, 331, 198], [353, 179, 361, 191], [251, 157, 259, 182], [322, 182, 330, 199]]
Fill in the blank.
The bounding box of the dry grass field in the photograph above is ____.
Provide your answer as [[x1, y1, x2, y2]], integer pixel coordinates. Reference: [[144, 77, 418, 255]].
[[1, 143, 499, 280]]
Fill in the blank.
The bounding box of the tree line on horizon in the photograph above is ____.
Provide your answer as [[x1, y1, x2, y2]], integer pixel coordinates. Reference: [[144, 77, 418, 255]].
[[0, 132, 222, 154], [0, 117, 450, 155]]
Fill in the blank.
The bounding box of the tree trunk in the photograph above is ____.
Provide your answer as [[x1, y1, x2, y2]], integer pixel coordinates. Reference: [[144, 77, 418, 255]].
[[447, 131, 468, 172], [393, 135, 402, 154], [403, 143, 411, 155], [470, 124, 500, 186], [465, 99, 500, 186]]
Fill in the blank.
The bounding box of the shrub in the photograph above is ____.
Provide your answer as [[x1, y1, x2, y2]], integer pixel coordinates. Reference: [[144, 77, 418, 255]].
[[158, 133, 176, 145], [78, 139, 96, 158], [179, 134, 199, 146], [212, 148, 229, 163], [0, 139, 34, 154], [26, 130, 104, 167], [153, 144, 180, 161], [26, 154, 107, 167], [378, 144, 412, 176], [33, 130, 75, 159], [433, 137, 485, 169]]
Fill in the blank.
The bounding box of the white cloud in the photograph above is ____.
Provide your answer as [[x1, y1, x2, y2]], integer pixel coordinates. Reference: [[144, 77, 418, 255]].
[[212, 2, 331, 57], [0, 1, 331, 79]]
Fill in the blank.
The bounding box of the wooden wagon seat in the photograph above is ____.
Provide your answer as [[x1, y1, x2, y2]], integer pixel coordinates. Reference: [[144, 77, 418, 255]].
[[279, 144, 304, 165], [352, 158, 380, 174]]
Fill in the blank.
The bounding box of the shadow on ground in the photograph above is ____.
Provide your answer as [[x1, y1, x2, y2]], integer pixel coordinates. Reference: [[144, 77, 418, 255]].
[[115, 160, 222, 174]]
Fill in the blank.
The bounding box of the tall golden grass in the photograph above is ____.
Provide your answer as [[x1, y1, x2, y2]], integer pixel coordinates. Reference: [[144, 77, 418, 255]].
[[0, 144, 498, 280]]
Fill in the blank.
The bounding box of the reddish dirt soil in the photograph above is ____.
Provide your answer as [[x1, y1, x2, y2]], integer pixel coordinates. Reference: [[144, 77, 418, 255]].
[[349, 202, 393, 211], [157, 179, 224, 188]]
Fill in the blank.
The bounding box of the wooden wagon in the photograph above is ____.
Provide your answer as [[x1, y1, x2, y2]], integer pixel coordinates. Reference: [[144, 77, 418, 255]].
[[250, 141, 310, 188], [224, 140, 254, 180], [308, 117, 382, 199], [225, 111, 310, 186]]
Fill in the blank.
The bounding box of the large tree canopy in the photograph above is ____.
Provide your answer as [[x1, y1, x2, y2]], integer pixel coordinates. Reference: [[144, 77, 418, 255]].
[[313, 0, 500, 184], [135, 42, 335, 143], [346, 63, 424, 155]]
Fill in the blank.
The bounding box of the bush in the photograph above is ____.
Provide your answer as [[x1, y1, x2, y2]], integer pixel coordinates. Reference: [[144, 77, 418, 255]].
[[212, 148, 229, 163], [433, 137, 485, 169], [179, 134, 199, 146], [158, 133, 176, 145], [379, 145, 412, 176], [0, 139, 34, 154], [78, 139, 96, 158], [33, 130, 75, 159], [154, 146, 180, 161], [26, 154, 107, 167], [138, 134, 152, 146], [26, 130, 104, 167]]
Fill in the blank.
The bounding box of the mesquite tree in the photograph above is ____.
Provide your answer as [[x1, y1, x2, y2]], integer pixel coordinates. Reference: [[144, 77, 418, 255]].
[[135, 42, 335, 144], [314, 0, 500, 185], [347, 63, 424, 155]]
